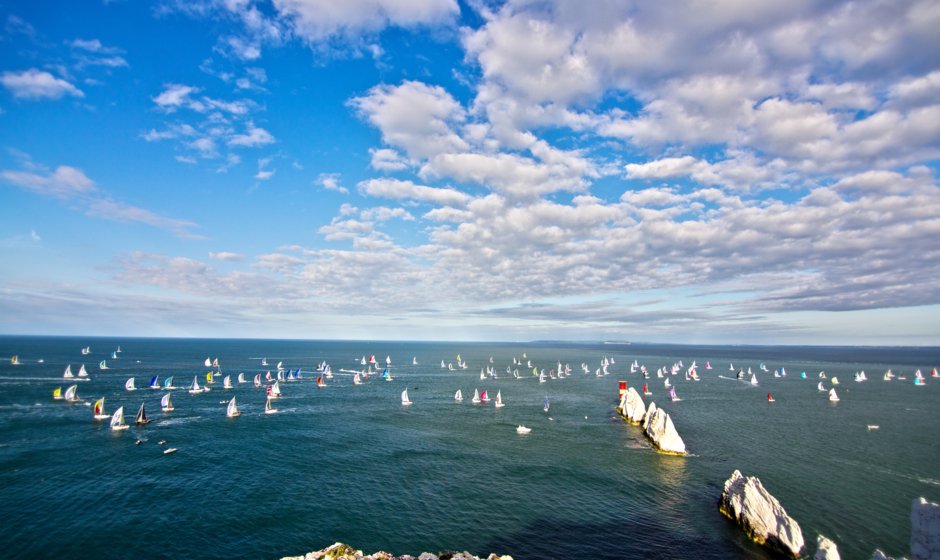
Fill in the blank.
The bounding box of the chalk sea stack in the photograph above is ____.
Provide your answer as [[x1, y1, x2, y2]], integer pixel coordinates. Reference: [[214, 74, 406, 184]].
[[719, 470, 805, 558]]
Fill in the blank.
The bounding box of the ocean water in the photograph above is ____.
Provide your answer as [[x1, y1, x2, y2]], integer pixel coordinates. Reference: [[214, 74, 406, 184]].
[[0, 336, 937, 560]]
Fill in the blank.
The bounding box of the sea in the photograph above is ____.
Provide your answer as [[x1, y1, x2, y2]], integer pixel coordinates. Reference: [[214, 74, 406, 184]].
[[0, 336, 937, 560]]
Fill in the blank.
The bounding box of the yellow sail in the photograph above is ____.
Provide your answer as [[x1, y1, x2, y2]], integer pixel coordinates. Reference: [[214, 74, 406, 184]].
[[52, 387, 61, 399], [206, 371, 213, 383]]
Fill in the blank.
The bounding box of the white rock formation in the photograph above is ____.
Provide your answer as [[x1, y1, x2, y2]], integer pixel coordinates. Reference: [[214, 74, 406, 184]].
[[282, 542, 513, 560], [815, 535, 841, 560], [871, 550, 897, 560], [618, 387, 646, 424], [912, 497, 940, 560], [642, 401, 657, 431], [719, 470, 805, 557], [643, 403, 686, 454]]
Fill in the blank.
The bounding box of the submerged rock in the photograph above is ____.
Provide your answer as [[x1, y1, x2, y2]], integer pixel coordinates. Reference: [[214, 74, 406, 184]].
[[912, 497, 940, 560], [618, 386, 646, 424], [815, 535, 841, 560], [718, 470, 805, 557], [281, 543, 513, 560], [642, 403, 686, 454]]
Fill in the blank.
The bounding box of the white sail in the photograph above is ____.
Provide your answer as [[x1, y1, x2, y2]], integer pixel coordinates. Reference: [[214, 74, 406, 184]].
[[353, 373, 362, 385], [265, 397, 278, 414], [829, 388, 840, 402], [472, 388, 481, 403], [63, 364, 74, 378], [818, 381, 826, 391], [204, 357, 211, 367], [401, 388, 412, 406], [161, 393, 174, 411], [64, 384, 78, 402], [412, 357, 417, 365], [237, 372, 246, 383], [226, 397, 240, 417], [454, 389, 463, 401], [78, 364, 88, 377], [494, 390, 504, 408], [270, 381, 281, 397], [750, 374, 758, 386], [223, 375, 233, 389], [125, 377, 136, 391], [99, 360, 108, 370], [189, 376, 203, 394], [110, 406, 128, 431]]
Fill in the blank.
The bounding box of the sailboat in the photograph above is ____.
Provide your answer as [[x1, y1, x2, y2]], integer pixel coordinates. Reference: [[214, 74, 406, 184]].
[[269, 381, 282, 398], [81, 346, 90, 355], [767, 393, 775, 403], [206, 371, 214, 384], [135, 402, 150, 425], [204, 357, 211, 367], [383, 368, 393, 381], [914, 376, 926, 386], [99, 360, 108, 370], [149, 375, 160, 389], [481, 390, 490, 403], [829, 388, 840, 402], [817, 381, 827, 392], [64, 384, 79, 402], [353, 373, 362, 385], [223, 375, 233, 389], [317, 375, 326, 388], [412, 357, 417, 365], [237, 372, 247, 384], [226, 397, 240, 417], [52, 387, 63, 400], [831, 376, 840, 385], [750, 373, 759, 386], [494, 390, 505, 408], [454, 389, 463, 401], [10, 355, 19, 365], [253, 374, 261, 387], [63, 364, 74, 379], [125, 377, 136, 391], [642, 383, 651, 396], [265, 397, 278, 414], [164, 376, 175, 389], [110, 406, 128, 431], [401, 388, 412, 406], [116, 346, 122, 354], [261, 357, 268, 366], [111, 351, 118, 360], [93, 398, 110, 420], [669, 386, 681, 402], [472, 388, 481, 404], [189, 376, 206, 394], [544, 395, 550, 412], [78, 364, 88, 378], [161, 393, 174, 412]]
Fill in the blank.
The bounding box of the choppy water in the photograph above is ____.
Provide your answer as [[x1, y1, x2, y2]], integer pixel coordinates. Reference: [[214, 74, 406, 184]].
[[0, 337, 937, 559]]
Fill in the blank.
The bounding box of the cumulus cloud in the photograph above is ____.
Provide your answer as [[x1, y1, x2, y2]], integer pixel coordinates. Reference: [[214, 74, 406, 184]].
[[274, 0, 459, 43], [209, 251, 245, 261], [318, 173, 348, 194], [358, 178, 471, 206], [1, 69, 84, 100]]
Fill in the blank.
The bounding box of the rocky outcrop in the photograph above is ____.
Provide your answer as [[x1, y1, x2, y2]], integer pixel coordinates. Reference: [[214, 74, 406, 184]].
[[719, 470, 805, 557], [281, 542, 513, 560], [815, 535, 840, 560], [618, 386, 646, 424], [870, 550, 897, 560], [912, 497, 940, 560], [643, 403, 686, 454]]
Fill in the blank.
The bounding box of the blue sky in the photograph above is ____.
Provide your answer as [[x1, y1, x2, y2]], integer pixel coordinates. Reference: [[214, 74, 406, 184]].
[[1, 0, 939, 344]]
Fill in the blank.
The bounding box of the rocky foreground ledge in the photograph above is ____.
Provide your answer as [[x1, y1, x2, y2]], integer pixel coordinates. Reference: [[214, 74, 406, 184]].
[[282, 542, 513, 560]]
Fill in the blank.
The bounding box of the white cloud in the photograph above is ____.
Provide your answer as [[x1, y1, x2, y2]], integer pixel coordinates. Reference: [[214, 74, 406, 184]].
[[273, 0, 459, 43], [318, 172, 348, 194], [1, 165, 96, 199], [153, 83, 199, 110], [228, 123, 275, 147], [209, 251, 245, 261], [1, 69, 84, 100], [351, 80, 468, 160], [358, 178, 470, 206], [369, 148, 409, 171]]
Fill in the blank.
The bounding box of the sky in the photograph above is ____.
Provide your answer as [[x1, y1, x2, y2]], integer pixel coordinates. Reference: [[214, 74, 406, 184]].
[[1, 0, 939, 345]]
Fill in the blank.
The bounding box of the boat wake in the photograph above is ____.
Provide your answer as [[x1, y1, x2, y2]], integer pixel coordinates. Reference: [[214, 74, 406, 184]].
[[158, 416, 202, 426]]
